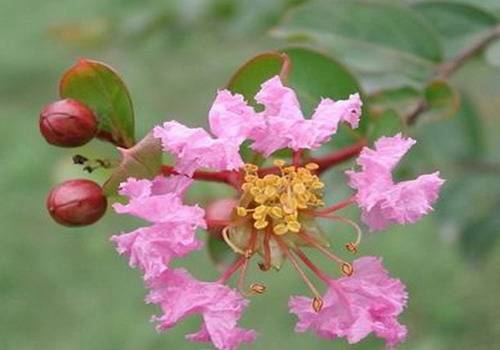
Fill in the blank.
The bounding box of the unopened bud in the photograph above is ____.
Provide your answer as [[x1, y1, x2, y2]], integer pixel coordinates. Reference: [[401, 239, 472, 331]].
[[312, 296, 323, 312], [46, 179, 107, 226], [39, 99, 97, 147]]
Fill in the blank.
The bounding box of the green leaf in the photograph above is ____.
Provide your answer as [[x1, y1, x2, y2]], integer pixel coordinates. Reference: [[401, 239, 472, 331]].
[[227, 52, 290, 162], [413, 1, 499, 58], [103, 131, 162, 196], [60, 59, 135, 148], [273, 0, 443, 90], [369, 86, 422, 116], [283, 47, 367, 146], [227, 52, 290, 107], [424, 79, 461, 120], [227, 48, 365, 153]]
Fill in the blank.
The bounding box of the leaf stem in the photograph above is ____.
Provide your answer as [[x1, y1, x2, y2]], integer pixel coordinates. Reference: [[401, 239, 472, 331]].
[[406, 25, 500, 125]]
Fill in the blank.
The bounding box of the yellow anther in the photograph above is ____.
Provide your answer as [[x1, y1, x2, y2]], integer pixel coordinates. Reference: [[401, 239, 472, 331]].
[[283, 166, 296, 173], [263, 174, 280, 183], [282, 198, 297, 214], [244, 175, 258, 182], [241, 183, 253, 192], [287, 221, 301, 233], [305, 162, 319, 170], [311, 181, 325, 189], [273, 159, 286, 167], [250, 283, 266, 294], [236, 207, 248, 217], [254, 220, 269, 230], [264, 185, 277, 198], [341, 262, 354, 276], [270, 206, 283, 219], [312, 296, 324, 312], [292, 183, 306, 194], [238, 159, 325, 236], [273, 223, 288, 235], [254, 205, 269, 215], [254, 194, 268, 204], [244, 163, 258, 172], [249, 187, 260, 196]]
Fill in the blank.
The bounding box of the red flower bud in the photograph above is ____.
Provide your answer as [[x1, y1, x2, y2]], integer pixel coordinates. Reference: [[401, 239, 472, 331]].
[[46, 179, 107, 227], [39, 99, 97, 147]]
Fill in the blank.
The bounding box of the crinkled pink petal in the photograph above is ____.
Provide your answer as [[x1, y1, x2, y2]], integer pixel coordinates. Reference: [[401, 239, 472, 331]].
[[111, 223, 203, 281], [153, 121, 244, 176], [289, 257, 408, 349], [111, 176, 206, 279], [347, 134, 444, 231], [288, 93, 363, 150], [146, 268, 256, 350], [118, 175, 193, 200], [113, 191, 205, 225], [208, 89, 259, 140], [249, 76, 363, 155], [255, 75, 303, 119]]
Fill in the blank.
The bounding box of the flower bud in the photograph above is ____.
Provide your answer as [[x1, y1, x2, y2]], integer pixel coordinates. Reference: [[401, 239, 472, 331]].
[[46, 179, 107, 226], [39, 99, 97, 147]]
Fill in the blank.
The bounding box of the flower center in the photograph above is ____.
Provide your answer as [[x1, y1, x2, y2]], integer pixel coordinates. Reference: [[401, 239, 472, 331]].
[[236, 160, 325, 235]]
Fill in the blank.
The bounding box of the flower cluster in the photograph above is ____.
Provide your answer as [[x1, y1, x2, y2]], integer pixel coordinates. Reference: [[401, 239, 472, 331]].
[[111, 76, 444, 349]]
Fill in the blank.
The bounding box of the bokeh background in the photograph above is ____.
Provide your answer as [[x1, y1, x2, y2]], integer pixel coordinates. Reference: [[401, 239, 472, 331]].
[[1, 0, 500, 349]]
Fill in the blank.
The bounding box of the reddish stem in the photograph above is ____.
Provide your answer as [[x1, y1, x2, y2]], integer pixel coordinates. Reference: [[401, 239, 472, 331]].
[[293, 248, 330, 283], [260, 227, 272, 271], [292, 150, 303, 167], [161, 139, 366, 187], [259, 139, 366, 177], [161, 166, 240, 186], [314, 195, 356, 215], [217, 257, 245, 284], [311, 139, 367, 175], [206, 218, 232, 229]]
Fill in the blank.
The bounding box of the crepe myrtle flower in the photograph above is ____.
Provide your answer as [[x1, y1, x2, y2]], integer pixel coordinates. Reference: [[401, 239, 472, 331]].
[[111, 76, 444, 349]]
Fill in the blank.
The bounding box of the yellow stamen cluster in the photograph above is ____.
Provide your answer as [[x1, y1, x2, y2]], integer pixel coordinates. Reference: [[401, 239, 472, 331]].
[[236, 160, 325, 235]]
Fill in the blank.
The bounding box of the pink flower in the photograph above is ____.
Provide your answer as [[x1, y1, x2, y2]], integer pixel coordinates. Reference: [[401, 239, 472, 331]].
[[249, 76, 362, 156], [154, 76, 362, 174], [289, 257, 408, 349], [147, 268, 257, 350], [113, 175, 205, 224], [111, 176, 205, 280], [346, 134, 444, 231]]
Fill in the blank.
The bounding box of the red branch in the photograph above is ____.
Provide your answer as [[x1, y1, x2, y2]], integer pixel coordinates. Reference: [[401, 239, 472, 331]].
[[161, 166, 239, 185], [161, 139, 366, 186], [311, 139, 367, 174]]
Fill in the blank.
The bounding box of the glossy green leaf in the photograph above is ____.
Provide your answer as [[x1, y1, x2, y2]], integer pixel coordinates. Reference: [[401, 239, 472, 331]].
[[103, 131, 162, 196], [60, 59, 135, 148], [276, 0, 442, 61], [227, 48, 365, 153], [227, 52, 290, 107], [414, 1, 499, 58], [369, 86, 422, 116], [273, 0, 442, 90]]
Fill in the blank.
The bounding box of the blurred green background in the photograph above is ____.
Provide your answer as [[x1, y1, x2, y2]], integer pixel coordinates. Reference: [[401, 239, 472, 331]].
[[1, 0, 500, 349]]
